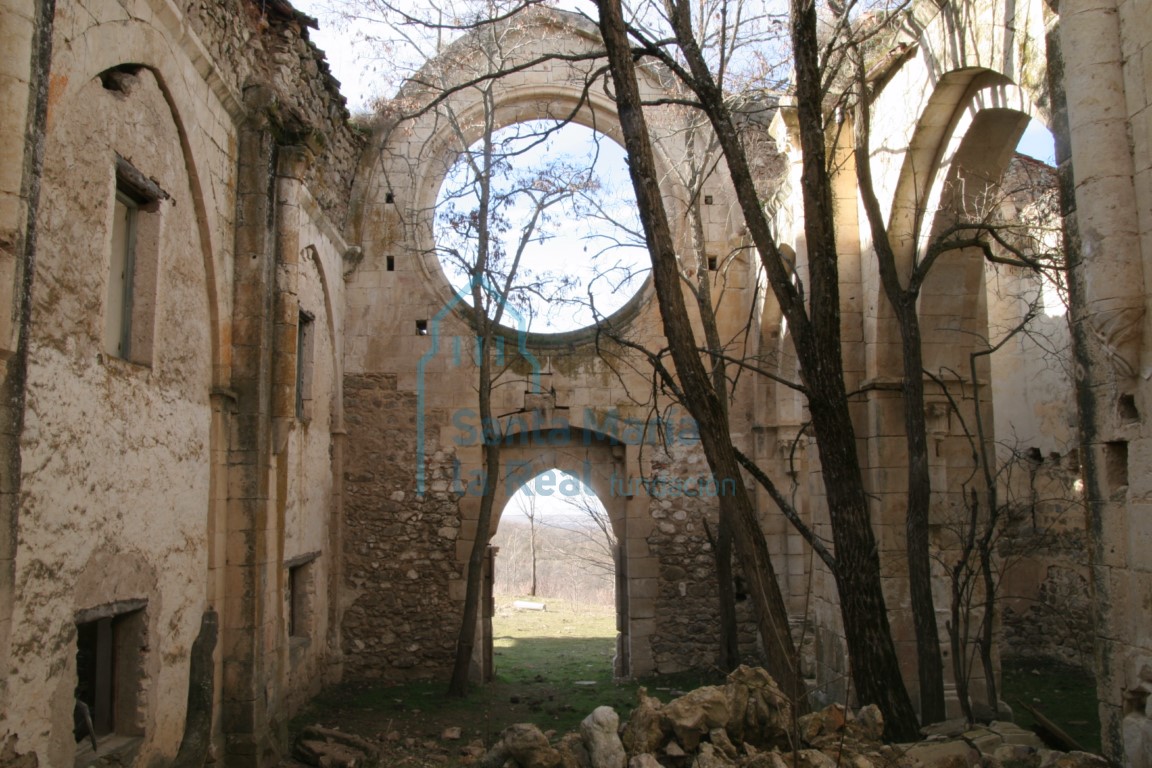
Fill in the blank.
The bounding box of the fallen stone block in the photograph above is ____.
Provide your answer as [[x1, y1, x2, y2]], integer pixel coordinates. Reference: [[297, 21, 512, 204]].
[[293, 726, 380, 768]]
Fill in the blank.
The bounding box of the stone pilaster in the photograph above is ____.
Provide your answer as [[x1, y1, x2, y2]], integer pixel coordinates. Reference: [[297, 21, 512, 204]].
[[0, 0, 52, 716], [223, 84, 280, 767]]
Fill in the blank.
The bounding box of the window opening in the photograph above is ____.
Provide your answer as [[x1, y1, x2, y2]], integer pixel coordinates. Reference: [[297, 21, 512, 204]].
[[296, 310, 315, 421], [286, 553, 319, 641], [74, 602, 147, 746], [434, 121, 647, 334], [106, 155, 165, 364]]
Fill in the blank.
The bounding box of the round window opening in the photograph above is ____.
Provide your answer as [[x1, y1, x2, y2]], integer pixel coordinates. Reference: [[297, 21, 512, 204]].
[[434, 120, 649, 335]]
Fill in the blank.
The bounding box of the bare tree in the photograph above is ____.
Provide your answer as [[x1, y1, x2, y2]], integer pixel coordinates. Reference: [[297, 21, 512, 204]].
[[426, 57, 600, 695], [594, 0, 926, 734], [551, 487, 618, 579], [327, 0, 1063, 731], [510, 491, 542, 596], [596, 0, 812, 714]]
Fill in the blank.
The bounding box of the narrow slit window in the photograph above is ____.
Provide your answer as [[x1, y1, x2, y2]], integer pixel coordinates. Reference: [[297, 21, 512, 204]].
[[106, 155, 165, 365], [286, 553, 319, 643], [296, 310, 315, 422]]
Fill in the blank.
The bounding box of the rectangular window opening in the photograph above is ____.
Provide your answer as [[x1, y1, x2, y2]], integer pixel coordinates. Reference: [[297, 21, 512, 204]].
[[707, 256, 718, 271], [386, 255, 395, 272], [75, 604, 147, 748], [416, 319, 428, 335], [296, 310, 315, 422], [1104, 440, 1129, 493], [106, 156, 164, 365], [287, 554, 319, 641]]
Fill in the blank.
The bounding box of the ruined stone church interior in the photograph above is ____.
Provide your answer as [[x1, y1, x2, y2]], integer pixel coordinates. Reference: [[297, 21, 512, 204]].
[[1, 0, 1151, 765]]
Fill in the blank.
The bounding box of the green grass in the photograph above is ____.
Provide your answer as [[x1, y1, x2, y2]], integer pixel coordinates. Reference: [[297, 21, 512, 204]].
[[291, 597, 728, 762], [1001, 656, 1100, 753], [296, 605, 1104, 764]]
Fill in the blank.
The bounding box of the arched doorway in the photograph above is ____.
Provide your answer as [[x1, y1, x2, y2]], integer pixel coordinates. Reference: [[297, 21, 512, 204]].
[[489, 469, 622, 686], [474, 429, 637, 681]]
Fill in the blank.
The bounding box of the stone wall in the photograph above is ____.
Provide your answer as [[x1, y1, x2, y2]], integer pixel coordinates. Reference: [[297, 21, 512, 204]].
[[999, 455, 1093, 670], [341, 373, 462, 679], [337, 6, 778, 687], [0, 0, 360, 763], [185, 0, 364, 227], [645, 445, 763, 674], [6, 46, 216, 765], [1056, 0, 1152, 753]]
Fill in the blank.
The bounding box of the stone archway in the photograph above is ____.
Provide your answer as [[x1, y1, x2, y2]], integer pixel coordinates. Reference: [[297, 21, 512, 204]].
[[767, 0, 1061, 713], [338, 8, 759, 684], [857, 10, 1058, 717], [482, 428, 634, 679]]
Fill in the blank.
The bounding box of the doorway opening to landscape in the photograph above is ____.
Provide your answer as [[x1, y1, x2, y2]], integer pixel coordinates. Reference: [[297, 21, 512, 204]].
[[488, 469, 622, 705]]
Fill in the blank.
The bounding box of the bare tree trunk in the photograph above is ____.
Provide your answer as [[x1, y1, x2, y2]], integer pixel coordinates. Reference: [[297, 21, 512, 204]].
[[449, 97, 500, 698], [449, 353, 500, 697], [529, 508, 538, 598], [783, 0, 920, 736], [695, 0, 919, 733], [705, 517, 740, 673], [596, 0, 804, 706], [853, 62, 947, 726], [716, 520, 740, 672], [978, 538, 999, 718], [899, 311, 947, 724]]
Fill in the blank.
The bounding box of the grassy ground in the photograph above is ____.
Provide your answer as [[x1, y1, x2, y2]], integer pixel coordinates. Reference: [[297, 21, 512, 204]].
[[290, 603, 1100, 765], [289, 597, 720, 766], [1000, 656, 1100, 753]]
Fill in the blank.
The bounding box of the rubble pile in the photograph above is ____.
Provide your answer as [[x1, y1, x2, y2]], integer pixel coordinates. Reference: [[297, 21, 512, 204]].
[[292, 665, 1111, 768]]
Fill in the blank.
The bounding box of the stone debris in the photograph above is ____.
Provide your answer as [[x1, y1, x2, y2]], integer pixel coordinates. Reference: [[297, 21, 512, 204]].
[[629, 755, 662, 768], [299, 666, 1108, 768], [292, 726, 380, 768], [581, 706, 627, 768]]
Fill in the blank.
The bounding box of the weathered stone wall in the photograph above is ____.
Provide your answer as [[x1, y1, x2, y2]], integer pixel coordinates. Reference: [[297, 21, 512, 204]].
[[280, 188, 349, 714], [341, 373, 462, 679], [0, 0, 358, 763], [999, 456, 1093, 670], [1056, 0, 1152, 753], [11, 58, 214, 767], [338, 6, 780, 686], [184, 0, 364, 227], [645, 444, 762, 674]]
